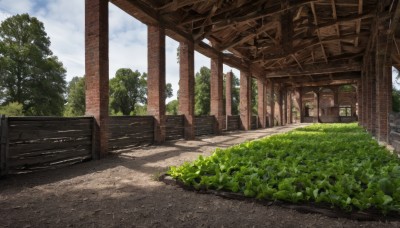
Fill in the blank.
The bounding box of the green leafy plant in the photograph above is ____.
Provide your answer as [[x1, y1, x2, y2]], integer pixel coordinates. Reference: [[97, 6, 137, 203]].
[[168, 123, 400, 214]]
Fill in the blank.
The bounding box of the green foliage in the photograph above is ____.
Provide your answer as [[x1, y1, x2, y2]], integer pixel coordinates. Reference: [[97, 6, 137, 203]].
[[223, 72, 240, 115], [109, 69, 147, 116], [168, 123, 400, 214], [64, 76, 85, 117], [0, 102, 23, 116], [166, 99, 179, 115], [0, 14, 66, 116], [195, 66, 211, 115], [251, 78, 258, 115], [393, 86, 400, 112]]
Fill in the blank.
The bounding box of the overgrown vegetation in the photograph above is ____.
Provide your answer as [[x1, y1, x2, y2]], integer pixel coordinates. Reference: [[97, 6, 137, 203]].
[[168, 123, 400, 214]]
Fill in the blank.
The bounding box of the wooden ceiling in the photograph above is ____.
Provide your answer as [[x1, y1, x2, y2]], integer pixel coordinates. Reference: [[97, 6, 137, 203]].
[[110, 0, 398, 87]]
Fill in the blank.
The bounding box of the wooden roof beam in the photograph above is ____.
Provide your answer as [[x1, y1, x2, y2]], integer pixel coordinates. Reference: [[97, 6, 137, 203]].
[[110, 0, 253, 72], [253, 32, 368, 62], [290, 79, 359, 87], [355, 0, 363, 47], [181, 0, 317, 30], [264, 61, 362, 77], [273, 72, 361, 83], [219, 22, 278, 50], [310, 2, 328, 63], [158, 0, 208, 14], [331, 0, 342, 54]]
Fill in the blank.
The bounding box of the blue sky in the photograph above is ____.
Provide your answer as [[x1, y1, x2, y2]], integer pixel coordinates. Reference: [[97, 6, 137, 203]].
[[0, 0, 239, 101]]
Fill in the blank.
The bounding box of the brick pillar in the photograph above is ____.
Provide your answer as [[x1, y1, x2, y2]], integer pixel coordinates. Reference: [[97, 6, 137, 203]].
[[225, 71, 233, 116], [257, 78, 266, 128], [282, 88, 287, 125], [314, 91, 320, 123], [267, 80, 274, 127], [363, 70, 369, 129], [360, 72, 365, 127], [287, 89, 293, 124], [85, 0, 109, 158], [277, 86, 283, 125], [179, 41, 195, 140], [366, 53, 378, 135], [147, 25, 166, 143], [359, 74, 364, 126], [210, 54, 224, 134], [293, 88, 302, 123], [240, 70, 251, 130], [375, 32, 392, 142]]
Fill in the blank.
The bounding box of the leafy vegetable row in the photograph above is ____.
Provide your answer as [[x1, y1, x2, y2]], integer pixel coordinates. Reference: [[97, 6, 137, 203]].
[[168, 123, 400, 214]]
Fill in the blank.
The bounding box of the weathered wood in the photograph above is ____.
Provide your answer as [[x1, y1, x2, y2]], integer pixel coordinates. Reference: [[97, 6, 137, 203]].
[[265, 61, 362, 77], [226, 115, 241, 131], [0, 115, 9, 176], [194, 116, 215, 136], [108, 116, 155, 151], [165, 115, 184, 140], [5, 117, 95, 174]]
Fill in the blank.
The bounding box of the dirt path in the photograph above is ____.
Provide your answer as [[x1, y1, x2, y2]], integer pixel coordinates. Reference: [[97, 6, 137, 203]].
[[1, 123, 399, 227]]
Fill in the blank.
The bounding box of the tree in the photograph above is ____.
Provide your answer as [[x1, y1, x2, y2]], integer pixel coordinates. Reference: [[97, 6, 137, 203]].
[[0, 102, 23, 116], [166, 83, 173, 99], [109, 68, 147, 115], [0, 14, 66, 116], [64, 76, 85, 117], [166, 99, 178, 115], [223, 72, 240, 115], [195, 66, 211, 115]]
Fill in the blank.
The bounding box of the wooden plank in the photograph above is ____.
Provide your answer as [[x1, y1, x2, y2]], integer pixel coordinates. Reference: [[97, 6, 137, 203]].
[[0, 115, 9, 176], [9, 138, 92, 155], [9, 147, 91, 168], [90, 117, 97, 160], [8, 129, 92, 141], [9, 153, 91, 174]]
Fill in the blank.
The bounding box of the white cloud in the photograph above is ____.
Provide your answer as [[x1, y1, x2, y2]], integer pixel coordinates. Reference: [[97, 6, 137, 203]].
[[0, 0, 242, 101]]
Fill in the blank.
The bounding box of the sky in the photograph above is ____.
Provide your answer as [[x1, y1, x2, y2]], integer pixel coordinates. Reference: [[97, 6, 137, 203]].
[[0, 0, 240, 101]]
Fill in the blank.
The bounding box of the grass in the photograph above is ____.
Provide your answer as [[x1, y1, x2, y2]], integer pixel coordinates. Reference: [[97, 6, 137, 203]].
[[168, 123, 400, 214]]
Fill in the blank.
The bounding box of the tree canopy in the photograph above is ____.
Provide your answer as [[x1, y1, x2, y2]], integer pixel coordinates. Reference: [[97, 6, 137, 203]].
[[109, 68, 147, 116], [64, 76, 85, 117], [0, 14, 66, 116], [195, 66, 211, 115]]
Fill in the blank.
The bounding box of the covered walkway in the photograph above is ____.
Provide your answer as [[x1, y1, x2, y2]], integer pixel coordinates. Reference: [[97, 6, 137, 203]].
[[2, 123, 399, 227]]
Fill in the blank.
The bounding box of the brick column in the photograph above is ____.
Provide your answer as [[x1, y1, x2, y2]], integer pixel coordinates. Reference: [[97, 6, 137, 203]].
[[375, 32, 392, 142], [357, 81, 362, 123], [362, 70, 369, 128], [85, 0, 109, 158], [225, 71, 233, 116], [240, 70, 251, 130], [293, 88, 302, 123], [277, 86, 283, 125], [179, 41, 195, 140], [282, 88, 287, 125], [147, 25, 166, 143], [267, 80, 274, 127], [210, 54, 224, 134], [257, 78, 266, 128], [314, 91, 320, 123], [359, 72, 366, 127], [366, 52, 376, 135], [287, 89, 292, 124]]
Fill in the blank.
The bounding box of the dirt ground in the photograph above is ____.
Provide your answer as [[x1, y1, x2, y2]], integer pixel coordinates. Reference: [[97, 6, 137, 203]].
[[1, 123, 400, 228]]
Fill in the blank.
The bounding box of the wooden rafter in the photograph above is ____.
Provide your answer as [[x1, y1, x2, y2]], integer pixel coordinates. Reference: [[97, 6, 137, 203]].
[[265, 61, 361, 77], [310, 2, 328, 63], [331, 0, 342, 54], [354, 0, 363, 47]]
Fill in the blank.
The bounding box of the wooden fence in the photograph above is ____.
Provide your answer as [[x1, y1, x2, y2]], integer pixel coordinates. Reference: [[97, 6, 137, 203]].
[[165, 115, 184, 140], [226, 115, 241, 131], [0, 116, 95, 175], [195, 116, 215, 136], [108, 116, 154, 151]]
